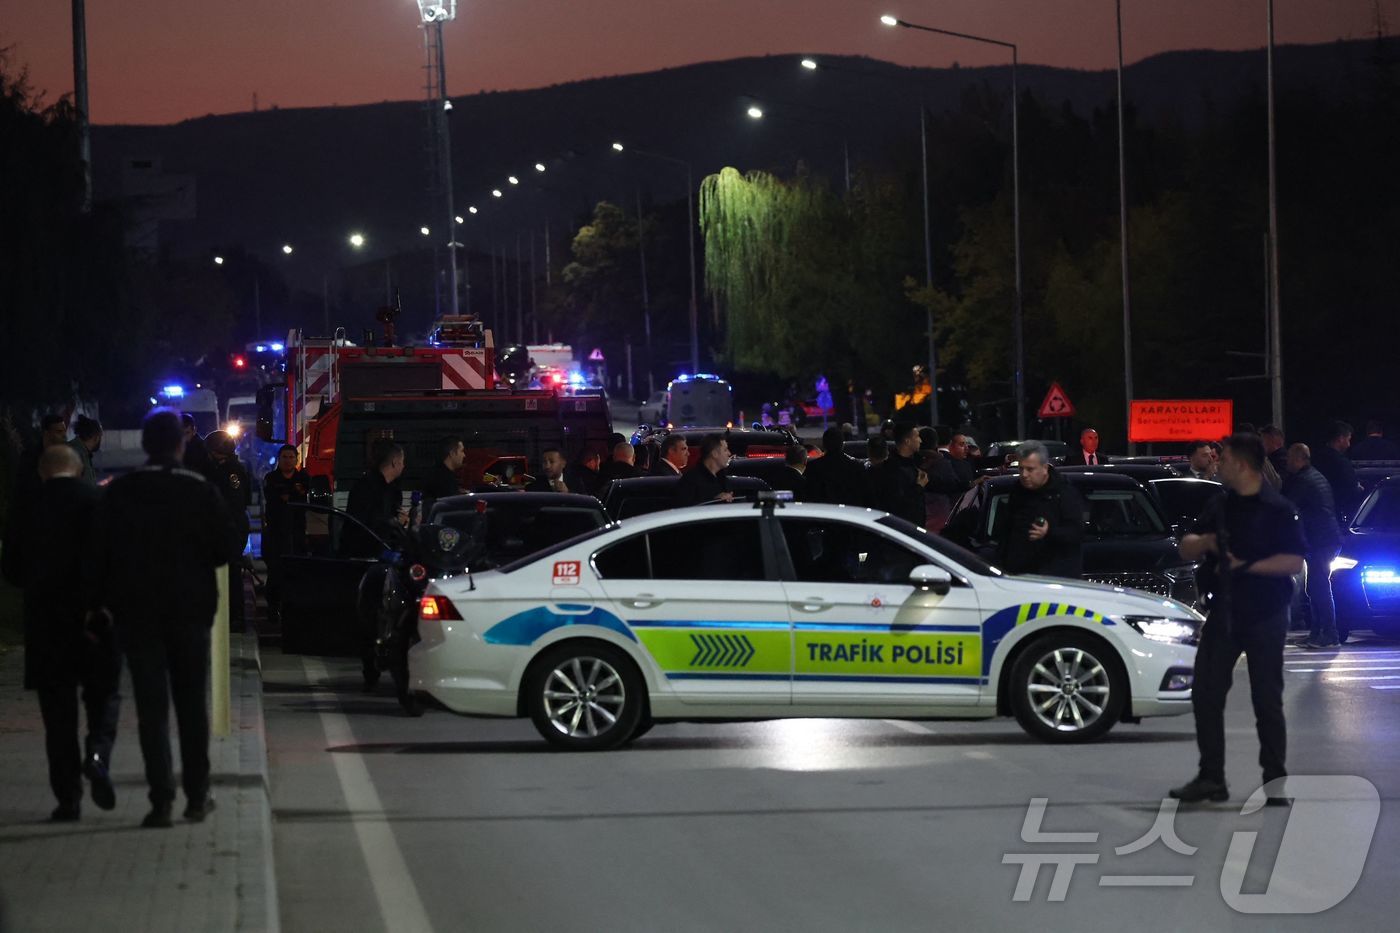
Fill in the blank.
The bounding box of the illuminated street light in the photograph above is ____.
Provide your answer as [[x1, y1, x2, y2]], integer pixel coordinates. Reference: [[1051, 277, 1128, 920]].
[[349, 233, 366, 248], [281, 244, 293, 255], [611, 141, 625, 151], [468, 205, 479, 214], [747, 105, 764, 119], [880, 14, 899, 27], [420, 226, 431, 236], [508, 175, 519, 185], [534, 162, 546, 172], [492, 189, 503, 198], [801, 57, 818, 69], [454, 215, 464, 224], [213, 255, 225, 265]]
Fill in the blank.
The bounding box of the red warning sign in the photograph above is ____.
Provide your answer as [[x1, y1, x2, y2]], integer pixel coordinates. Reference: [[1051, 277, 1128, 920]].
[[1037, 382, 1076, 419], [1129, 399, 1234, 444], [552, 561, 581, 586]]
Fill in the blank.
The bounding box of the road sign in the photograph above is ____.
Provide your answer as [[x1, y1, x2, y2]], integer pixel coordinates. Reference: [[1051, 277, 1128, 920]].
[[1037, 382, 1075, 419], [1129, 399, 1234, 443], [588, 347, 605, 361]]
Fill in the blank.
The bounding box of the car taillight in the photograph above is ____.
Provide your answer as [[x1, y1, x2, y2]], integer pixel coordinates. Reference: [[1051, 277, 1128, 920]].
[[419, 595, 462, 620]]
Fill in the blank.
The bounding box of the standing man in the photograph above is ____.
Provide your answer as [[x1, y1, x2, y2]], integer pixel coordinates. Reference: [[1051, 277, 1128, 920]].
[[262, 445, 309, 626], [88, 409, 230, 828], [1185, 441, 1217, 480], [804, 426, 869, 506], [598, 441, 640, 484], [674, 434, 734, 506], [1349, 419, 1400, 461], [1283, 443, 1343, 648], [13, 414, 69, 502], [422, 436, 466, 516], [573, 449, 604, 497], [67, 416, 102, 485], [767, 444, 808, 499], [651, 434, 689, 476], [527, 448, 576, 493], [2, 446, 120, 821], [180, 413, 210, 476], [870, 423, 928, 527], [944, 434, 976, 493], [205, 431, 251, 631], [1065, 428, 1102, 466], [347, 440, 407, 691], [993, 441, 1085, 578], [1170, 433, 1306, 805], [1261, 425, 1288, 477], [1312, 420, 1364, 522]]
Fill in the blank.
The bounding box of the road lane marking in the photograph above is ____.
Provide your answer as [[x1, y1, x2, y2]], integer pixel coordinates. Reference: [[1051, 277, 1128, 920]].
[[884, 719, 936, 735], [304, 659, 435, 933], [1288, 666, 1400, 673], [1321, 674, 1400, 683], [1370, 685, 1400, 691]]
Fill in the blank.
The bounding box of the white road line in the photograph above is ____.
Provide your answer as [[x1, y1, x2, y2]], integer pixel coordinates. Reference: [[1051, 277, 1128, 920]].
[[1370, 685, 1400, 691], [1289, 666, 1400, 674], [884, 719, 936, 735], [304, 659, 435, 933], [1323, 674, 1400, 683]]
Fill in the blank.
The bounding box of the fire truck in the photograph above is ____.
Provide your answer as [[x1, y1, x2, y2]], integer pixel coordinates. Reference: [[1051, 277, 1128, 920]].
[[255, 316, 612, 502]]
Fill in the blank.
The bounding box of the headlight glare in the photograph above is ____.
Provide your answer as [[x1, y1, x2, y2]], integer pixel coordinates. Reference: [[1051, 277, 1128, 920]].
[[1121, 615, 1200, 645]]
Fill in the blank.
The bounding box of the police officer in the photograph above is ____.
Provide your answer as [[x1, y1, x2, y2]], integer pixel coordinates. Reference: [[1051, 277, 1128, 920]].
[[347, 439, 408, 690], [87, 408, 230, 828], [205, 431, 251, 630], [2, 445, 120, 821], [262, 445, 309, 626], [1170, 433, 1307, 805]]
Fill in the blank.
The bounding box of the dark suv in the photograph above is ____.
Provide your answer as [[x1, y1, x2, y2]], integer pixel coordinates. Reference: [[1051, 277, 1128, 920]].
[[943, 471, 1199, 606]]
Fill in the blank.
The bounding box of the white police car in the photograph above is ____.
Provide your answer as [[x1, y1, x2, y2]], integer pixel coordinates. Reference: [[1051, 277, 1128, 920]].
[[408, 499, 1200, 750]]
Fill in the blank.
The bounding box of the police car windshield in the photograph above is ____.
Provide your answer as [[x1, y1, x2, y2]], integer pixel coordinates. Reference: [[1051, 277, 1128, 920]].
[[875, 515, 1001, 576], [1354, 488, 1400, 531]]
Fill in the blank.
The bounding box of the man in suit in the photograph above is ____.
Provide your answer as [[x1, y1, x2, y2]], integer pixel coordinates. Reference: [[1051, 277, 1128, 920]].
[[651, 435, 689, 476], [1064, 427, 1102, 466], [598, 441, 641, 484]]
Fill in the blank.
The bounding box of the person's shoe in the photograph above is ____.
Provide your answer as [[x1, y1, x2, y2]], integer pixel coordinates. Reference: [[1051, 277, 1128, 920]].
[[1169, 776, 1230, 803], [362, 669, 381, 693], [184, 796, 217, 823], [83, 755, 117, 811], [49, 802, 81, 823], [141, 805, 174, 829], [1303, 639, 1340, 649]]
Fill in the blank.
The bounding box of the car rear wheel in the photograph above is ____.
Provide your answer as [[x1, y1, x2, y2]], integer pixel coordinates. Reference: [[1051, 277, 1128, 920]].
[[1010, 633, 1126, 743], [527, 643, 644, 751]]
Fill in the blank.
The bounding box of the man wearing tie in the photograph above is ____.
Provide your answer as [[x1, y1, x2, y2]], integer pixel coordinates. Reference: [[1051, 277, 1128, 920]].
[[1065, 428, 1102, 466]]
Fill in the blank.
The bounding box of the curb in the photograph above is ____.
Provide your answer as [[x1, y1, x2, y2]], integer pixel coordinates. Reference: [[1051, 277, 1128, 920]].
[[232, 633, 279, 933]]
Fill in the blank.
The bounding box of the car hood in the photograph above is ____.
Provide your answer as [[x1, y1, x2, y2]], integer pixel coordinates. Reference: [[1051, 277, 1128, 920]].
[[1340, 529, 1400, 560], [1082, 535, 1180, 572], [989, 573, 1202, 621]]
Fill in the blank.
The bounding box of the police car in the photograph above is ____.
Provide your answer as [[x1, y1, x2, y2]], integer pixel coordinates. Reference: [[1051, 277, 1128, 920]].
[[408, 497, 1200, 750]]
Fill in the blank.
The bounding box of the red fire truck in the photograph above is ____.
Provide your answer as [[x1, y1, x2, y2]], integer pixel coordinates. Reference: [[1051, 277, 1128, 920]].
[[256, 318, 612, 498]]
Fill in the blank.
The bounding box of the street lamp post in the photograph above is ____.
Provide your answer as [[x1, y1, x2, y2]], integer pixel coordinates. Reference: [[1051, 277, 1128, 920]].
[[744, 99, 851, 193], [611, 142, 701, 375], [1266, 0, 1284, 428], [1116, 1, 1135, 450], [883, 15, 1024, 438], [416, 2, 461, 317]]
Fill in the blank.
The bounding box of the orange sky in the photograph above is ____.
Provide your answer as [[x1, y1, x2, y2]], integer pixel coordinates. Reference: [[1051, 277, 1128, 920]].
[[5, 0, 1387, 125]]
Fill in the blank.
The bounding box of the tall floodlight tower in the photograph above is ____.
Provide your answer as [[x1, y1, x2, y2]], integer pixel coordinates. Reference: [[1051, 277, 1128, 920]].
[[417, 1, 460, 316]]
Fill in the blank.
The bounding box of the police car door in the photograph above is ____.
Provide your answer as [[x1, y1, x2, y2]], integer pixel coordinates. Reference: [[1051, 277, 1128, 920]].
[[594, 515, 792, 706], [776, 516, 982, 708]]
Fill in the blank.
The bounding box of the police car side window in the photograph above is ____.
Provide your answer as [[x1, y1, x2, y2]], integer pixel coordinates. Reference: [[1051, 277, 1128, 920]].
[[593, 535, 651, 580], [780, 519, 923, 585], [649, 519, 765, 581]]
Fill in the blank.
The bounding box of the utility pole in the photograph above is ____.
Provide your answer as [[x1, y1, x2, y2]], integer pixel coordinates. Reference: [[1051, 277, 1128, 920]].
[[1266, 0, 1284, 428], [72, 0, 92, 213], [636, 188, 654, 396], [1116, 0, 1135, 450], [920, 103, 938, 428]]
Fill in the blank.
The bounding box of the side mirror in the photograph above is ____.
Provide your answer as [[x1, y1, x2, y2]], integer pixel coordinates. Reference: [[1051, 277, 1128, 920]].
[[909, 564, 953, 595]]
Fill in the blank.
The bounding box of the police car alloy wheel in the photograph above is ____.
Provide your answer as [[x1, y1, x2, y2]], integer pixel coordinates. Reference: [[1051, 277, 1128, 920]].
[[527, 643, 644, 750], [1009, 632, 1126, 743]]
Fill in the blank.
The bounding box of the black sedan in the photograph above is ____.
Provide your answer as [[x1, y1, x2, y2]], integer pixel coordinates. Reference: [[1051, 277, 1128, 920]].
[[943, 471, 1199, 606], [1333, 477, 1400, 639], [1060, 464, 1223, 529], [598, 475, 771, 520]]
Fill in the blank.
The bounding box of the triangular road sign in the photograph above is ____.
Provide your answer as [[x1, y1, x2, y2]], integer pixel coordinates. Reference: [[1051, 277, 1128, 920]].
[[1038, 382, 1076, 419]]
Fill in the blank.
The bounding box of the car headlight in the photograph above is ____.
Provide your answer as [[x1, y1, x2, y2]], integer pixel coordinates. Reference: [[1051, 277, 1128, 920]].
[[1330, 555, 1359, 573], [1120, 615, 1201, 646]]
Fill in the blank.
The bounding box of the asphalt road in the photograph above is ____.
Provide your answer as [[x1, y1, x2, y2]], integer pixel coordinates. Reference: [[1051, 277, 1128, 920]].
[[262, 636, 1400, 932]]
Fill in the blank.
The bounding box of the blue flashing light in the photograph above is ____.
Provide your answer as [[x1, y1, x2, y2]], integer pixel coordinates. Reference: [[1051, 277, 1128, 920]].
[[1362, 567, 1400, 586], [255, 344, 267, 353], [162, 385, 185, 398], [568, 372, 585, 386], [270, 342, 285, 352]]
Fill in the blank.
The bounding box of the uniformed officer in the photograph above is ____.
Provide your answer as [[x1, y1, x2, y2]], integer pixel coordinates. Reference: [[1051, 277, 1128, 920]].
[[262, 445, 309, 625], [205, 431, 251, 630], [1170, 433, 1307, 806], [87, 408, 231, 828], [2, 445, 120, 821]]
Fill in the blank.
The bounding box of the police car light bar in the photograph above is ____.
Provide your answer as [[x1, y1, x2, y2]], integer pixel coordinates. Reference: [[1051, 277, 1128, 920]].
[[162, 385, 185, 398], [755, 490, 795, 510]]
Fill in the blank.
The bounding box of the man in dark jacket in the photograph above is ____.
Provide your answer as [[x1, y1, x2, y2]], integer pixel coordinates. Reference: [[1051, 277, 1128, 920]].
[[88, 409, 230, 828], [262, 445, 309, 625], [598, 441, 641, 485], [674, 434, 734, 506], [994, 441, 1085, 578], [944, 434, 977, 492], [1312, 421, 1364, 522], [2, 445, 120, 822], [1349, 420, 1400, 461], [1284, 443, 1343, 647], [205, 431, 251, 630], [345, 439, 407, 558], [180, 413, 210, 476], [421, 436, 466, 516], [870, 423, 928, 526], [804, 426, 868, 507]]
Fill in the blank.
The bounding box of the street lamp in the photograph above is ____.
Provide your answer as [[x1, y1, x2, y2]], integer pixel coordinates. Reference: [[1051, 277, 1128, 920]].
[[800, 57, 818, 70], [612, 140, 702, 375], [746, 105, 765, 119], [414, 0, 461, 316], [454, 215, 464, 224], [468, 205, 479, 214], [281, 244, 293, 255], [349, 233, 366, 248], [883, 13, 1025, 438], [534, 162, 546, 173], [492, 189, 503, 198], [743, 98, 851, 193], [508, 175, 520, 186], [213, 255, 225, 265]]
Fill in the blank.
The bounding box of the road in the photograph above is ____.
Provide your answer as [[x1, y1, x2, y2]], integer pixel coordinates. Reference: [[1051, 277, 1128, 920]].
[[261, 637, 1400, 931]]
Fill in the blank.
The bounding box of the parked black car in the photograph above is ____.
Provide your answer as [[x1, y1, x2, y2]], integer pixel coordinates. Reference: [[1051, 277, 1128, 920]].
[[1060, 464, 1223, 529], [1332, 477, 1400, 640], [598, 475, 771, 520], [943, 471, 1199, 605]]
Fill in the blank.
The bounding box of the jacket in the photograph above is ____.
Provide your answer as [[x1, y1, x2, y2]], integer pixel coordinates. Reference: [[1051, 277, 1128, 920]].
[[1312, 445, 1363, 520], [803, 451, 869, 507], [994, 468, 1085, 578], [870, 453, 926, 527], [673, 465, 728, 506], [1283, 465, 1342, 556]]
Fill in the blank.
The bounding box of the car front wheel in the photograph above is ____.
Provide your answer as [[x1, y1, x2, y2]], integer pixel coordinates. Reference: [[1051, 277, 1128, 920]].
[[1010, 633, 1126, 743], [527, 643, 645, 750]]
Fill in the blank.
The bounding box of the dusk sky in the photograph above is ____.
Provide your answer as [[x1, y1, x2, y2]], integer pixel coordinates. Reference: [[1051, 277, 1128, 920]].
[[6, 1, 1390, 125]]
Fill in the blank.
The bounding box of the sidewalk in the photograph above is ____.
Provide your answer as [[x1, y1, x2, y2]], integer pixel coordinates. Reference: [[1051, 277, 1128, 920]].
[[0, 633, 277, 933]]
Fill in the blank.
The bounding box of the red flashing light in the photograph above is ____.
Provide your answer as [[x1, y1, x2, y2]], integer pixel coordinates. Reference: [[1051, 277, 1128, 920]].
[[232, 355, 247, 369], [418, 595, 462, 620]]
